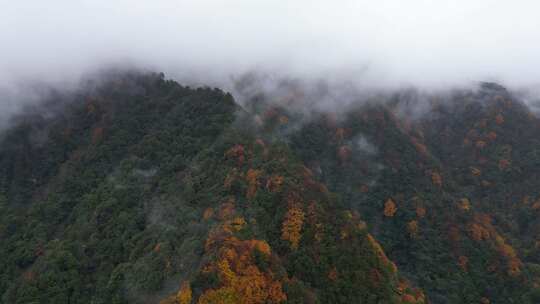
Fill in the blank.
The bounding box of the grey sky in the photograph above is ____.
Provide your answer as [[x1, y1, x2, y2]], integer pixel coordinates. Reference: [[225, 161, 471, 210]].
[[1, 0, 540, 90]]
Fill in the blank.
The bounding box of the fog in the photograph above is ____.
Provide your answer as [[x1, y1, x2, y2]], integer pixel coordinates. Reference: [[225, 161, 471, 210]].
[[2, 0, 540, 113]]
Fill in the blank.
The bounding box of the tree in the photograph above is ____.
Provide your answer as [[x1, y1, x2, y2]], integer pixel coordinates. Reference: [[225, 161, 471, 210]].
[[246, 169, 262, 199], [384, 199, 397, 217], [198, 237, 286, 304], [407, 220, 419, 238], [431, 172, 442, 187], [177, 281, 192, 304], [457, 256, 468, 272], [416, 207, 426, 218], [265, 175, 284, 193], [226, 144, 245, 167], [458, 198, 471, 212], [281, 205, 305, 250]]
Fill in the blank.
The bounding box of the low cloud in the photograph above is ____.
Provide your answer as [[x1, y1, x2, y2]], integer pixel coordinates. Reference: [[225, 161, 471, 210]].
[[2, 1, 540, 119]]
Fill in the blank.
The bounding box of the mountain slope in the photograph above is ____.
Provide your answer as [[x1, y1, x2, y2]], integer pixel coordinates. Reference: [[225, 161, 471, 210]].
[[0, 72, 423, 304], [253, 82, 540, 303]]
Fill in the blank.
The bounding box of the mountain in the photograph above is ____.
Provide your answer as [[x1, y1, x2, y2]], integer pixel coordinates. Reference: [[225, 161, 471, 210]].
[[0, 71, 538, 303]]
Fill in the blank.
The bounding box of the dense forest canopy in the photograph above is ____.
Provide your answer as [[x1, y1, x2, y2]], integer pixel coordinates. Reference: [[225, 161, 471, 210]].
[[0, 71, 539, 303]]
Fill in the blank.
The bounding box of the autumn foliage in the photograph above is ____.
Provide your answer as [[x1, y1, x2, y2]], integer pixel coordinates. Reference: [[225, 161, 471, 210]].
[[246, 169, 262, 199], [265, 174, 284, 193], [383, 199, 397, 217], [407, 220, 419, 238], [178, 281, 192, 304], [415, 207, 426, 218], [225, 144, 246, 167], [458, 198, 471, 212], [198, 237, 286, 304], [431, 172, 442, 187], [365, 234, 398, 274], [281, 203, 305, 250], [457, 256, 469, 272]]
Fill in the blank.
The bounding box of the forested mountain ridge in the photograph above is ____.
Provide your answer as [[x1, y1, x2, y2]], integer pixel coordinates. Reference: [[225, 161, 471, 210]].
[[0, 72, 423, 304], [268, 82, 540, 303], [0, 71, 539, 303]]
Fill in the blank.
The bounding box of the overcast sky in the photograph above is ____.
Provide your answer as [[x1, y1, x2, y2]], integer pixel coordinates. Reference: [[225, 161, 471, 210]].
[[1, 0, 540, 90]]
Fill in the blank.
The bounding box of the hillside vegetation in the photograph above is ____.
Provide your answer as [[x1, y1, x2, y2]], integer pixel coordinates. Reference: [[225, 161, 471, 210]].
[[0, 72, 539, 303]]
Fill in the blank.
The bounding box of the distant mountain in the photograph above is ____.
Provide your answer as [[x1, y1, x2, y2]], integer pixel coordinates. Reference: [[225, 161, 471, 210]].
[[0, 71, 538, 303]]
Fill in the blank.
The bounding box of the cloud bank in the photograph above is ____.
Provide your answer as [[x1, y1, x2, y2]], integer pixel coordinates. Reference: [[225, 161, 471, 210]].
[[1, 1, 540, 97]]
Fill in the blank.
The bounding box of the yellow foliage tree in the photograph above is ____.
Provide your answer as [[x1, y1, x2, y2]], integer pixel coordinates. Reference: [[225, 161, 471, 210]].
[[160, 281, 193, 304], [198, 287, 237, 304], [177, 281, 192, 304], [281, 206, 305, 250], [470, 167, 482, 176], [198, 237, 286, 304]]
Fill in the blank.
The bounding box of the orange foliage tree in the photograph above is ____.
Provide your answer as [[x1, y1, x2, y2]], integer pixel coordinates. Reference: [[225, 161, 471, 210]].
[[416, 206, 426, 218], [246, 169, 262, 199], [225, 144, 245, 167], [457, 256, 469, 272], [468, 223, 491, 241], [458, 198, 471, 212], [407, 220, 419, 238], [203, 208, 214, 220], [383, 199, 397, 217], [217, 198, 236, 220]]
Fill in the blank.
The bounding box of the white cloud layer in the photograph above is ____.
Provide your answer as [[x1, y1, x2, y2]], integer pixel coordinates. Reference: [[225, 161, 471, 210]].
[[1, 0, 540, 90]]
